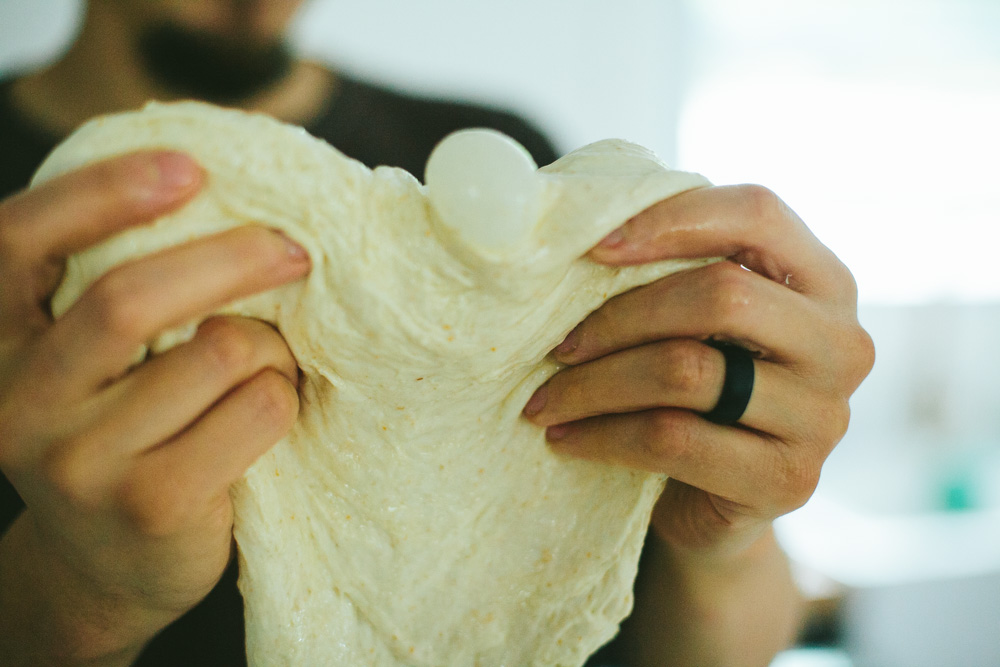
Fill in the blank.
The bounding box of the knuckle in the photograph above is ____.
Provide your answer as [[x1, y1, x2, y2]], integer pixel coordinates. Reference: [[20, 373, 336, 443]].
[[853, 327, 877, 381], [837, 263, 861, 303], [199, 319, 256, 379], [41, 448, 106, 512], [828, 322, 876, 393], [655, 341, 714, 396], [827, 399, 853, 445], [116, 479, 188, 537], [776, 451, 821, 511], [252, 372, 299, 432], [85, 270, 148, 340], [706, 263, 755, 327], [645, 409, 697, 465], [736, 184, 786, 223]]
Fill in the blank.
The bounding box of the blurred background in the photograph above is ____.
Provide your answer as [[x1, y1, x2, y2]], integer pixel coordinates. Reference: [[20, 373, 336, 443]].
[[2, 0, 998, 665]]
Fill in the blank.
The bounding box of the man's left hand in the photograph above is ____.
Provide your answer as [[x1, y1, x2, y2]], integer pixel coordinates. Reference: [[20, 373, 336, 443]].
[[523, 184, 874, 559]]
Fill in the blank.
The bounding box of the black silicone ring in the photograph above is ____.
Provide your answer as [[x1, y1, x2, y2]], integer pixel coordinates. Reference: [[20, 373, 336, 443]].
[[703, 341, 755, 425]]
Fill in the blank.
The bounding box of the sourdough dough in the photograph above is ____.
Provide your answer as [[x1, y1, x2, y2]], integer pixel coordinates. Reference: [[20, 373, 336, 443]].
[[37, 102, 712, 666]]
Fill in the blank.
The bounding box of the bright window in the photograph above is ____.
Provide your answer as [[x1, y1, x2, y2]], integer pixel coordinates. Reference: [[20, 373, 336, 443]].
[[677, 0, 1000, 304]]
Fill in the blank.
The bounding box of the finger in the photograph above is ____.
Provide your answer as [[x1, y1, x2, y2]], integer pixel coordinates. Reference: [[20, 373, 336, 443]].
[[2, 151, 202, 262], [0, 151, 201, 342], [588, 184, 857, 306], [554, 261, 827, 369], [527, 338, 831, 441], [120, 369, 299, 534], [545, 408, 819, 517], [43, 226, 309, 393], [0, 151, 202, 302], [84, 317, 299, 459]]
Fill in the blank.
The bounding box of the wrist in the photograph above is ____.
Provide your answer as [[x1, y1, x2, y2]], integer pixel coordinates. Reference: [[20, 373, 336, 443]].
[[0, 513, 165, 667], [657, 521, 777, 575], [617, 527, 803, 667], [651, 504, 775, 578]]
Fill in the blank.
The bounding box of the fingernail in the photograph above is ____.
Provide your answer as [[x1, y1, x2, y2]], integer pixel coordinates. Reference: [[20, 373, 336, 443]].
[[523, 385, 548, 417], [153, 152, 200, 190], [547, 424, 570, 441], [554, 328, 579, 357], [597, 224, 627, 248], [275, 230, 309, 262]]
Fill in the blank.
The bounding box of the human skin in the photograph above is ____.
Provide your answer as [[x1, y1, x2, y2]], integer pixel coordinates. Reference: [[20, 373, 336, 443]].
[[0, 151, 311, 666], [525, 185, 874, 665]]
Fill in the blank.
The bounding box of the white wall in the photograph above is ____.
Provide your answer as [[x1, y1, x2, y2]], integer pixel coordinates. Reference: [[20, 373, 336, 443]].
[[293, 0, 691, 162], [0, 0, 82, 71], [677, 0, 1000, 304]]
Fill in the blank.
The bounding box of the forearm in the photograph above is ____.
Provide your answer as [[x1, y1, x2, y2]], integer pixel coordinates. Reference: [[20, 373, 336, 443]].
[[0, 514, 149, 667], [608, 527, 803, 667]]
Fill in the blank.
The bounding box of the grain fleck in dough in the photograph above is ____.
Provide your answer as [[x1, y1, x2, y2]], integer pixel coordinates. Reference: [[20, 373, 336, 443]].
[[38, 102, 713, 666]]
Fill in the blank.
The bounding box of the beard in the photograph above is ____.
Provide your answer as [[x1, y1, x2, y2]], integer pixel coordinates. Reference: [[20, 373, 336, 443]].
[[138, 23, 294, 104]]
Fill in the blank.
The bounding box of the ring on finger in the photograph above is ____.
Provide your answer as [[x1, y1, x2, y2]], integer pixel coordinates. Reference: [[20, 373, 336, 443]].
[[703, 340, 755, 426]]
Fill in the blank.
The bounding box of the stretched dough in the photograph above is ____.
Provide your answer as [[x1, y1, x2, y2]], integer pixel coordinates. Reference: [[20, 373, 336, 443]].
[[38, 102, 713, 666]]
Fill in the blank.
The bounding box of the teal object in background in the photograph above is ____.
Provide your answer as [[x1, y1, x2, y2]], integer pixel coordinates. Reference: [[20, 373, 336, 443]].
[[942, 465, 978, 512]]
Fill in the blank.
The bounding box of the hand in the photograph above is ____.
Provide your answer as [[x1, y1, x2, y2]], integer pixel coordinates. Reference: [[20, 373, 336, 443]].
[[0, 151, 310, 664], [523, 184, 874, 560]]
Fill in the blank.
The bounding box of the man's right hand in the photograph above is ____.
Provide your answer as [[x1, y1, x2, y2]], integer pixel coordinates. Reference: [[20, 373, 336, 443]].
[[0, 151, 310, 666]]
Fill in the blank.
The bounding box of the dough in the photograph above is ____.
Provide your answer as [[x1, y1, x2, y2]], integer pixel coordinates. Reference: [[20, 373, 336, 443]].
[[37, 102, 713, 666]]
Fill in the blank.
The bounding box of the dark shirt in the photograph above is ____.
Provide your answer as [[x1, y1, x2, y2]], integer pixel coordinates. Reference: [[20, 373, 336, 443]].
[[0, 72, 567, 665]]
